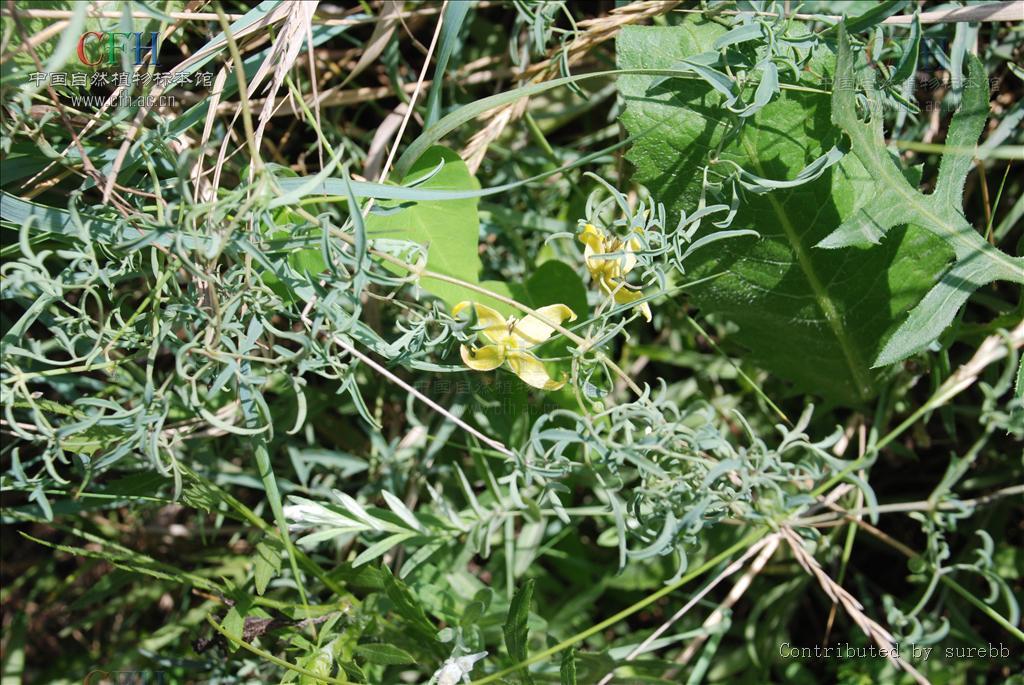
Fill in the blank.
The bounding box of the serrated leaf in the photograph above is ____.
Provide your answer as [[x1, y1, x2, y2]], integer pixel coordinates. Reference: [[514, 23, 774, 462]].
[[822, 25, 1024, 365], [222, 608, 245, 653], [59, 424, 130, 457], [560, 647, 577, 685], [503, 578, 535, 685], [380, 565, 444, 656], [353, 643, 416, 665], [253, 539, 283, 595], [616, 21, 951, 404]]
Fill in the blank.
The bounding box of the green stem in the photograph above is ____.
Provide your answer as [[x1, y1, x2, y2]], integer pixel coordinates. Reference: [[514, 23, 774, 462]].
[[940, 576, 1024, 643]]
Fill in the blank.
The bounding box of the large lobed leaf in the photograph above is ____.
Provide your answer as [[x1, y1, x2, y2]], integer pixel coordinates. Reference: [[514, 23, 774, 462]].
[[820, 25, 1024, 366], [617, 22, 951, 405]]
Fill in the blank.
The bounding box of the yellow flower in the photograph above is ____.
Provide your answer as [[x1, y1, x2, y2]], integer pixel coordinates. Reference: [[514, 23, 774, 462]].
[[578, 223, 652, 322], [453, 301, 576, 390]]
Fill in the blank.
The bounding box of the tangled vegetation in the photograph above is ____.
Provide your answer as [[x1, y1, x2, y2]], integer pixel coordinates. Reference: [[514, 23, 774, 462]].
[[1, 1, 1022, 684]]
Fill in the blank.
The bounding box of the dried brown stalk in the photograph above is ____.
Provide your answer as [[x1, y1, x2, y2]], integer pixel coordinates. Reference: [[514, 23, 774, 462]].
[[781, 527, 930, 685]]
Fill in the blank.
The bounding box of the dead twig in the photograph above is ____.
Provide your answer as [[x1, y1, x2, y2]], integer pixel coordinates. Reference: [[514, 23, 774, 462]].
[[781, 527, 930, 685]]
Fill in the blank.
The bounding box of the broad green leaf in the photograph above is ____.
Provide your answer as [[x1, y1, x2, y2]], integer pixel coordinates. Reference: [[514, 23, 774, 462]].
[[353, 643, 416, 665], [480, 259, 589, 339], [617, 22, 951, 404], [503, 578, 535, 685], [363, 147, 588, 327], [820, 25, 1024, 366], [510, 260, 589, 323], [365, 146, 489, 309]]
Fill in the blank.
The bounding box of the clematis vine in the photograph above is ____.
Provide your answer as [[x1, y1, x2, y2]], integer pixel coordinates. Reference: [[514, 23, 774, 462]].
[[453, 301, 576, 390], [578, 222, 652, 322]]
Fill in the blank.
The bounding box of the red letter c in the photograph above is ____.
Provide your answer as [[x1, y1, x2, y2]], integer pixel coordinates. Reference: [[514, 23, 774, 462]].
[[77, 32, 103, 66]]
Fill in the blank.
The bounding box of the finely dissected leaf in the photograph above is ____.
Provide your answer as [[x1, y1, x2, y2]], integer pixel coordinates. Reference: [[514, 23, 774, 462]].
[[617, 22, 950, 404], [819, 25, 1024, 366], [503, 578, 535, 684], [353, 643, 416, 665]]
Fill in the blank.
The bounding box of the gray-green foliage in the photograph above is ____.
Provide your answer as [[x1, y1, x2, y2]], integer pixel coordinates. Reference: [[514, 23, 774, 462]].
[[2, 2, 1022, 684], [617, 20, 954, 404]]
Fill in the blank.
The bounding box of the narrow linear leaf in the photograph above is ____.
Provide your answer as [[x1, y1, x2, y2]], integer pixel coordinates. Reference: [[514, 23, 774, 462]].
[[352, 531, 417, 567], [424, 1, 472, 128], [381, 490, 424, 532]]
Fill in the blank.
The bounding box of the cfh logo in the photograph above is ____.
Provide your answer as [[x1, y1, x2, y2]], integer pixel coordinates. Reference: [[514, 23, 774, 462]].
[[76, 32, 160, 67]]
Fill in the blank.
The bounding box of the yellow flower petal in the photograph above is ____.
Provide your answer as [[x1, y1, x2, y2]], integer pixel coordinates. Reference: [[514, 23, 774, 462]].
[[460, 344, 505, 371], [612, 286, 652, 322], [454, 301, 510, 343], [589, 253, 624, 280], [507, 351, 565, 390], [579, 223, 606, 253], [512, 304, 577, 345]]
